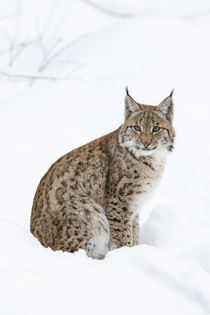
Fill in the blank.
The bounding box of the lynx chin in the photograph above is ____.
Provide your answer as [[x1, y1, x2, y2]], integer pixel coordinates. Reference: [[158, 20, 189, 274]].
[[30, 88, 175, 259]]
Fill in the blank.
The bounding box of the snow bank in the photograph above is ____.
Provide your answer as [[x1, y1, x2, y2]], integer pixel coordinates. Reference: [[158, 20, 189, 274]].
[[1, 219, 210, 315]]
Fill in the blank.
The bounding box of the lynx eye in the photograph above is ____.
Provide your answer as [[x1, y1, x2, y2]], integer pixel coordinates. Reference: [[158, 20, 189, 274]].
[[133, 125, 141, 132], [152, 126, 161, 133]]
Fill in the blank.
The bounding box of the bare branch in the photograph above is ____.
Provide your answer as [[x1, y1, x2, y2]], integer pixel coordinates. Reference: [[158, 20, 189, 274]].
[[0, 40, 37, 56], [0, 71, 70, 86], [38, 32, 89, 72], [35, 18, 47, 64], [8, 1, 22, 67], [38, 38, 62, 72], [0, 2, 86, 81]]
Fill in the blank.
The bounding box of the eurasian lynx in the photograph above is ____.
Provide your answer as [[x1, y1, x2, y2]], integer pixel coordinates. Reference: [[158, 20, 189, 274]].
[[30, 88, 175, 259]]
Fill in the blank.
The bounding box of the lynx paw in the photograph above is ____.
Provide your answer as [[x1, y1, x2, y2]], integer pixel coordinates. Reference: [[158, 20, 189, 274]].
[[85, 234, 109, 259]]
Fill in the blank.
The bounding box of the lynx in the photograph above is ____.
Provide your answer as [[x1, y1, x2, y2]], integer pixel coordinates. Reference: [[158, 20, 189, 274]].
[[30, 88, 175, 259]]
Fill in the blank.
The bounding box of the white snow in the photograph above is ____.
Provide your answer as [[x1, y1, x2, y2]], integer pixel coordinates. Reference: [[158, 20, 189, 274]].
[[0, 0, 210, 314]]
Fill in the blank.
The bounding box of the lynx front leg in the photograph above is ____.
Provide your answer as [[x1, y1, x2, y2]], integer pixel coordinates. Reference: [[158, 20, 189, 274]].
[[105, 198, 133, 250], [132, 215, 140, 246]]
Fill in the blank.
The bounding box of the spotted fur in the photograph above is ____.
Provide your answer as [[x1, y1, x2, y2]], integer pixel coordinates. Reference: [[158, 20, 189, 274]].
[[30, 89, 175, 259]]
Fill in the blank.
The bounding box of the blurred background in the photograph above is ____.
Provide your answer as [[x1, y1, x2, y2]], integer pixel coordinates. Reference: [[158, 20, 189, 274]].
[[0, 1, 210, 314]]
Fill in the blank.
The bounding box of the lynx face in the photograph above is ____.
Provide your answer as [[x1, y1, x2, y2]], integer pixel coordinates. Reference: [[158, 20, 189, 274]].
[[119, 89, 175, 158]]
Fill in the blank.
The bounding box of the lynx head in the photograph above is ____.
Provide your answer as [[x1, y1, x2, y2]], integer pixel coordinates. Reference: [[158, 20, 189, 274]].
[[119, 87, 175, 159]]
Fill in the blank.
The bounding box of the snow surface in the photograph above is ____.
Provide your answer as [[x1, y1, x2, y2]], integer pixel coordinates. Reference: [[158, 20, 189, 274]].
[[0, 0, 210, 314]]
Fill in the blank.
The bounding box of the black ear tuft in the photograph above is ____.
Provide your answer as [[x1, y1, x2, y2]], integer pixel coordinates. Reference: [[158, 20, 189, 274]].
[[124, 88, 140, 120], [125, 86, 129, 95], [169, 89, 174, 97], [157, 93, 174, 121]]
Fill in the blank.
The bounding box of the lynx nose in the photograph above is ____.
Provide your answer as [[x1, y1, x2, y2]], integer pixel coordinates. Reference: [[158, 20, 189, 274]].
[[143, 141, 151, 147]]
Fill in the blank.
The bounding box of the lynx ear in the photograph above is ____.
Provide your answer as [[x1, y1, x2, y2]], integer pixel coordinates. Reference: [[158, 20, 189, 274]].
[[124, 87, 140, 119], [157, 90, 174, 121]]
